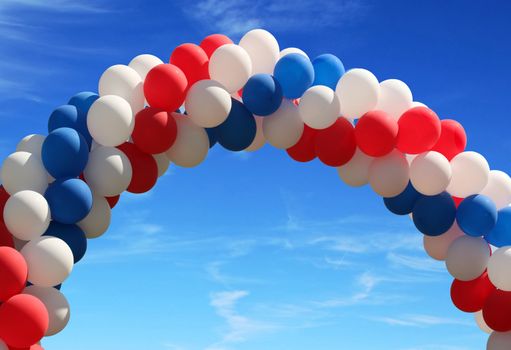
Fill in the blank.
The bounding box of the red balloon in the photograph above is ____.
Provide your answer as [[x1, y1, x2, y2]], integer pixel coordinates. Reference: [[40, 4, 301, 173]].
[[0, 221, 14, 248], [117, 143, 158, 194], [9, 345, 44, 350], [396, 107, 441, 154], [483, 289, 511, 332], [0, 294, 48, 348], [314, 118, 356, 167], [144, 64, 187, 112], [105, 195, 120, 209], [131, 107, 177, 154], [170, 43, 209, 88], [0, 247, 27, 302], [286, 125, 318, 162], [355, 110, 398, 157], [450, 271, 496, 312], [200, 34, 233, 58], [431, 119, 467, 161], [0, 185, 9, 213], [453, 196, 464, 208]]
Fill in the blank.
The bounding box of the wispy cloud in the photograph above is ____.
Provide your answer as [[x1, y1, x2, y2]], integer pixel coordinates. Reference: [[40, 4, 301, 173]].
[[386, 252, 445, 273], [369, 314, 472, 328], [206, 261, 265, 285]]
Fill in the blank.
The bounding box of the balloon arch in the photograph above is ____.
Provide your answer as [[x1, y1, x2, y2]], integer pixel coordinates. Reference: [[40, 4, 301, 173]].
[[1, 29, 511, 350]]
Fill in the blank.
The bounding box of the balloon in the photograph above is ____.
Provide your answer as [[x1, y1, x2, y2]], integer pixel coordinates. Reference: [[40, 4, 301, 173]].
[[312, 54, 345, 90], [23, 285, 70, 336], [273, 53, 314, 99], [413, 192, 456, 236], [170, 43, 209, 87], [153, 153, 170, 177], [475, 310, 493, 334], [0, 294, 48, 348], [48, 104, 92, 147], [431, 119, 467, 161], [446, 151, 490, 198], [105, 194, 120, 209], [165, 114, 209, 167], [215, 99, 257, 151], [298, 85, 340, 130], [375, 79, 413, 120], [286, 125, 317, 162], [44, 178, 93, 224], [209, 44, 252, 93], [117, 143, 158, 194], [486, 207, 511, 247], [200, 34, 233, 58], [409, 151, 452, 195], [396, 106, 441, 154], [83, 146, 133, 197], [78, 194, 111, 239], [185, 80, 232, 128], [21, 236, 73, 287], [239, 29, 280, 75], [335, 68, 380, 120], [481, 170, 511, 210], [242, 74, 283, 116], [144, 64, 188, 111], [488, 331, 511, 349], [245, 117, 266, 152], [280, 47, 308, 59], [446, 236, 490, 281], [87, 95, 134, 147], [98, 64, 144, 113], [368, 150, 409, 197], [383, 182, 421, 215], [1, 151, 48, 195], [43, 222, 87, 263], [0, 221, 14, 248], [337, 148, 374, 187], [314, 117, 356, 167], [131, 108, 177, 154], [483, 290, 511, 332], [3, 191, 50, 241], [450, 271, 495, 312], [0, 246, 27, 302], [354, 110, 398, 157], [128, 54, 164, 81], [262, 99, 303, 150], [67, 91, 99, 122], [423, 221, 465, 261], [487, 246, 511, 291], [16, 134, 45, 156], [456, 194, 497, 237]]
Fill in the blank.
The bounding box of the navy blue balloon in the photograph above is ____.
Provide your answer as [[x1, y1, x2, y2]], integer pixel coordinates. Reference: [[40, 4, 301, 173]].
[[412, 192, 457, 236], [486, 207, 511, 247], [206, 128, 218, 148], [42, 127, 89, 179], [457, 194, 497, 237], [383, 182, 421, 215], [44, 222, 87, 263], [242, 74, 283, 116], [48, 104, 93, 146], [215, 99, 256, 151], [312, 54, 345, 90], [273, 53, 314, 99], [45, 178, 93, 224]]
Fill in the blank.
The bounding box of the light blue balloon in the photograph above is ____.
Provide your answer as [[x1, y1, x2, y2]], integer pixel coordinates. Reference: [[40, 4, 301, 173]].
[[273, 53, 314, 99], [486, 207, 511, 247], [312, 54, 345, 90], [457, 194, 497, 237]]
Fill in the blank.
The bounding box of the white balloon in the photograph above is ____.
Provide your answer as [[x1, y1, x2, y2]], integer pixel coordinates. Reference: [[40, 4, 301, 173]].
[[209, 44, 252, 93], [1, 151, 48, 195], [368, 150, 409, 197], [335, 68, 380, 120], [423, 221, 464, 261], [78, 194, 111, 239], [375, 79, 413, 120], [16, 134, 45, 156], [245, 116, 266, 152], [128, 54, 163, 81], [446, 236, 490, 281], [98, 64, 144, 113], [84, 146, 132, 197], [3, 190, 50, 241], [185, 80, 232, 128], [480, 170, 511, 210], [153, 153, 170, 177], [410, 151, 452, 195], [447, 151, 490, 198], [13, 236, 28, 251], [21, 236, 74, 287], [88, 95, 134, 147], [262, 99, 304, 149], [411, 101, 428, 108], [298, 85, 340, 130], [487, 246, 511, 291], [23, 285, 70, 336], [488, 331, 511, 350], [337, 148, 374, 187], [0, 340, 7, 350], [280, 47, 308, 59], [475, 310, 493, 334], [165, 114, 209, 167], [239, 29, 279, 75]]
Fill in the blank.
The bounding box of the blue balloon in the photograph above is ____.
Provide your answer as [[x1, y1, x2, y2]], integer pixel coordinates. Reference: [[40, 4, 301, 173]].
[[45, 178, 93, 224], [68, 91, 99, 118], [206, 128, 217, 148], [457, 194, 497, 237], [48, 104, 93, 147], [42, 127, 89, 179], [412, 192, 456, 236], [312, 54, 345, 90], [44, 222, 87, 263], [273, 53, 314, 99], [383, 182, 421, 215], [27, 281, 61, 290], [242, 74, 283, 116], [486, 207, 511, 247], [215, 99, 256, 151]]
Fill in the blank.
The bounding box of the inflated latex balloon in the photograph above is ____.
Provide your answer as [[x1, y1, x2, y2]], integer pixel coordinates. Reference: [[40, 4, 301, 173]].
[[383, 182, 421, 215], [200, 34, 233, 58], [446, 236, 490, 281], [24, 285, 70, 336], [16, 134, 45, 156], [165, 114, 209, 167], [1, 151, 48, 195], [487, 246, 511, 291], [48, 104, 92, 146], [68, 92, 99, 119], [262, 99, 303, 149], [209, 44, 252, 93], [312, 54, 345, 90], [117, 143, 158, 194], [314, 117, 356, 167], [239, 29, 280, 75], [486, 207, 511, 247], [105, 195, 120, 209], [185, 80, 232, 128], [43, 222, 87, 263], [83, 146, 133, 197], [431, 119, 467, 161], [481, 170, 511, 210], [98, 64, 144, 113], [488, 331, 511, 349], [375, 79, 413, 120], [45, 178, 92, 224], [335, 68, 380, 120], [298, 85, 340, 130], [3, 191, 50, 241], [153, 153, 170, 177], [423, 221, 464, 261], [450, 271, 495, 312], [456, 195, 497, 237], [409, 151, 452, 195], [355, 110, 398, 157], [483, 290, 511, 332], [131, 108, 177, 154], [242, 74, 283, 116], [87, 95, 134, 147], [0, 246, 27, 302], [396, 106, 441, 154], [413, 192, 456, 236], [280, 47, 308, 59], [447, 151, 490, 198], [286, 125, 317, 162], [368, 150, 409, 197], [128, 54, 164, 81], [337, 148, 374, 187], [144, 64, 188, 111], [245, 117, 266, 152], [170, 43, 209, 87], [475, 310, 493, 334], [78, 194, 111, 239], [274, 53, 314, 99], [216, 99, 257, 151]]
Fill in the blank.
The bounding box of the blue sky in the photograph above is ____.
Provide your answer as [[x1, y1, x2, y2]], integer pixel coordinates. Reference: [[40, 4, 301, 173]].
[[1, 1, 511, 349]]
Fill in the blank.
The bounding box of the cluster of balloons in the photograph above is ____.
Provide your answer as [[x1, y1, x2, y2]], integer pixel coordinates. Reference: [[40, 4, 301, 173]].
[[1, 28, 511, 350]]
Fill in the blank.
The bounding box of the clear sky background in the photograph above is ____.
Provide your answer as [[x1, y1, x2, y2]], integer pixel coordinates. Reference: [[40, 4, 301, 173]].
[[1, 1, 511, 349]]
